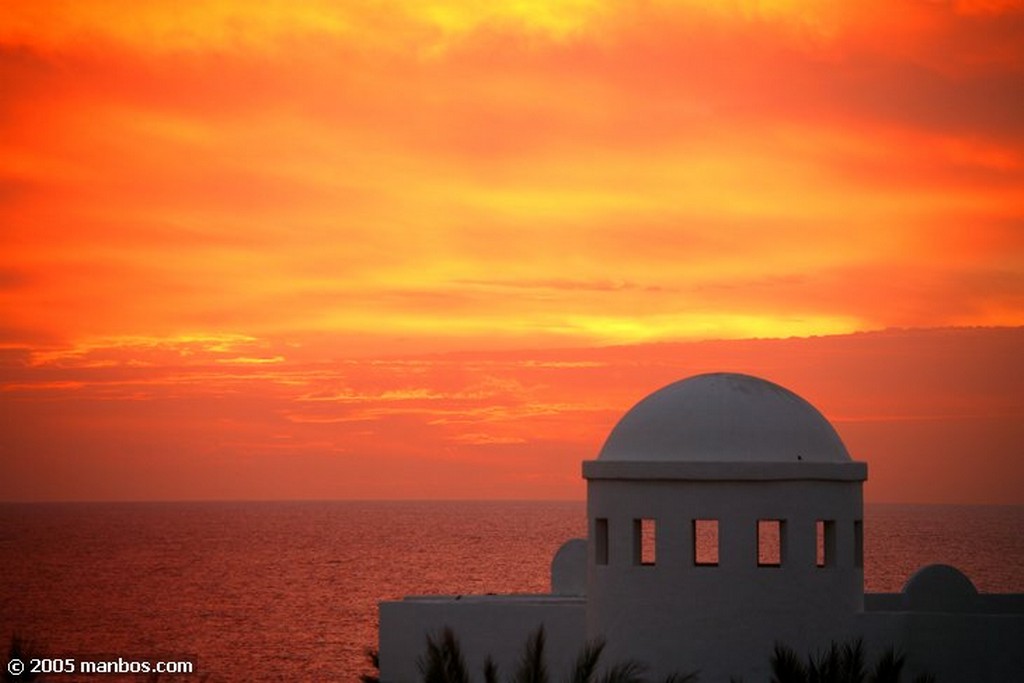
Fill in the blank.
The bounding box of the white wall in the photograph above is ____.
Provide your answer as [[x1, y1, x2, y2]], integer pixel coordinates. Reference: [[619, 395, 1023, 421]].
[[859, 595, 1024, 682], [379, 596, 585, 683], [586, 475, 864, 682]]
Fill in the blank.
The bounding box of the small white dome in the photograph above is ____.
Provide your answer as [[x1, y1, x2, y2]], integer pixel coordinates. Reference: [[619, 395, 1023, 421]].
[[902, 564, 978, 612], [550, 538, 587, 596], [598, 372, 850, 463]]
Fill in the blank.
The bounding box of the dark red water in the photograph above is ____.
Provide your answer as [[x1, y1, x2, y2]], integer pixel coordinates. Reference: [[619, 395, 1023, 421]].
[[1, 501, 1021, 681]]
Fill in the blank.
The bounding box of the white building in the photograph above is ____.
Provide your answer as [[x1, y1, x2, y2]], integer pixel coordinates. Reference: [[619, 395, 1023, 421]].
[[380, 373, 1024, 682]]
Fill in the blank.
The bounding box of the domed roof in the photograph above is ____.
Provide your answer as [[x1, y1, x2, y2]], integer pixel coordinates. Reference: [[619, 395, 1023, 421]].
[[598, 373, 850, 463]]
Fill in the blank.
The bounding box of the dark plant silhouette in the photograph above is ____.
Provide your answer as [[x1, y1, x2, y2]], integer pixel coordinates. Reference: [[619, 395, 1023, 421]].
[[484, 656, 499, 683], [771, 643, 807, 683], [361, 647, 381, 683], [807, 639, 864, 683], [596, 661, 647, 683], [662, 673, 699, 683], [840, 640, 866, 683], [414, 627, 697, 683], [514, 626, 548, 683], [524, 625, 695, 683], [868, 647, 904, 683], [405, 631, 943, 683], [419, 627, 470, 683], [569, 639, 605, 683], [769, 640, 934, 683], [867, 647, 935, 683]]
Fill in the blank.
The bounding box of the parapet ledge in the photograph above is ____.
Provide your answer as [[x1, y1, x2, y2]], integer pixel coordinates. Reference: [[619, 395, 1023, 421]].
[[386, 594, 585, 606]]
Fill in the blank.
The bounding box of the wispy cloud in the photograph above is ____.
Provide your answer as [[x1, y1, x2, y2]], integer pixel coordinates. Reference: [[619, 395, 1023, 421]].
[[1, 327, 1021, 502]]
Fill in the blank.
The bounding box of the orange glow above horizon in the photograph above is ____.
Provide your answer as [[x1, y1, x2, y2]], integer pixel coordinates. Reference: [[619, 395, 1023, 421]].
[[2, 327, 1022, 503], [1, 2, 1022, 502]]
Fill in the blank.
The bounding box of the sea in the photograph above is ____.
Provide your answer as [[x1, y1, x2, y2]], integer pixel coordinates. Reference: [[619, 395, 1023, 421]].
[[1, 502, 1022, 681]]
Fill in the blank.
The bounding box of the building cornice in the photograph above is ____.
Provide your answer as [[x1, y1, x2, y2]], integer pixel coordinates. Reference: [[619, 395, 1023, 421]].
[[582, 460, 868, 482]]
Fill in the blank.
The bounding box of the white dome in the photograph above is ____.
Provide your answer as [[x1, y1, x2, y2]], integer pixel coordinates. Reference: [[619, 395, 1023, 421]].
[[598, 372, 850, 463]]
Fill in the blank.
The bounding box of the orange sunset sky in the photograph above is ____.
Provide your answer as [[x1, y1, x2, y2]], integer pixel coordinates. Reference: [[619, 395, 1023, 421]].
[[1, 1, 1022, 503]]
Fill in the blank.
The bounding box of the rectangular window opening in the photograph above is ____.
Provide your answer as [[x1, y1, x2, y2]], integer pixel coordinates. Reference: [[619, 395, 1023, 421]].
[[854, 520, 864, 569], [633, 518, 656, 566], [816, 520, 836, 568], [595, 518, 609, 566], [758, 519, 785, 567], [693, 519, 719, 566]]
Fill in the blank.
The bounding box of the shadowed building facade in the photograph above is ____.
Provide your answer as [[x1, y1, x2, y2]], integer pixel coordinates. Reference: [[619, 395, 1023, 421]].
[[379, 373, 1024, 682]]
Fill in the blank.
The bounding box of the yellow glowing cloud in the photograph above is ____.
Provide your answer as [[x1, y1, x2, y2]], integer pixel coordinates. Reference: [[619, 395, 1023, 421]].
[[0, 0, 943, 56], [562, 313, 863, 344], [0, 1, 612, 53], [1, 0, 1021, 356]]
